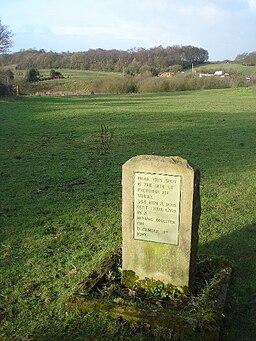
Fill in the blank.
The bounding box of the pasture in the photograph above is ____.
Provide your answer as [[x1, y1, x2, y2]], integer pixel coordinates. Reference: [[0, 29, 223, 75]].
[[1, 88, 256, 340], [14, 68, 121, 95], [194, 62, 256, 76]]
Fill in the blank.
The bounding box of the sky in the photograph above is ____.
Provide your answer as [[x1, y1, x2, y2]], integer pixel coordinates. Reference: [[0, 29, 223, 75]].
[[1, 0, 256, 61]]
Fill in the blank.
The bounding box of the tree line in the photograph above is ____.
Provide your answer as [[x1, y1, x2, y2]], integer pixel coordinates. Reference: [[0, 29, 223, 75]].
[[0, 45, 209, 74], [235, 51, 256, 66]]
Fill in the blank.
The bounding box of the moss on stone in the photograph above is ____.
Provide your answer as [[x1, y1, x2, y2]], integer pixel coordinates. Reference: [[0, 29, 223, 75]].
[[66, 249, 232, 340], [121, 268, 189, 298], [121, 270, 138, 289]]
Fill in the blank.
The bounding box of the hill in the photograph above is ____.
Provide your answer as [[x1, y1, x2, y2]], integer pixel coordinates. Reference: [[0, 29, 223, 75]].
[[194, 62, 256, 76], [0, 45, 209, 74]]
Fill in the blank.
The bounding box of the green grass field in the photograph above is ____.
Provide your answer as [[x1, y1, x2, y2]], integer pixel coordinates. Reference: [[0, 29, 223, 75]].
[[2, 64, 255, 96], [194, 62, 256, 75], [1, 88, 256, 340], [10, 67, 121, 95]]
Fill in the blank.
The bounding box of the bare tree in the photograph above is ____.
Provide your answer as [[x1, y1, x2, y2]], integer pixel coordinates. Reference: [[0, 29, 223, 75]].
[[0, 19, 13, 53]]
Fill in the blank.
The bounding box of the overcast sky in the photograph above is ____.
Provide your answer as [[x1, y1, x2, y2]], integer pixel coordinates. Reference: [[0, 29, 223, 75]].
[[1, 0, 256, 60]]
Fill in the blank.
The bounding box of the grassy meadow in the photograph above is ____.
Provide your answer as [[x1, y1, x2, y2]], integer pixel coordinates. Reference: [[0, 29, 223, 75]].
[[1, 87, 256, 340], [14, 68, 121, 95], [194, 62, 256, 75], [5, 62, 256, 96]]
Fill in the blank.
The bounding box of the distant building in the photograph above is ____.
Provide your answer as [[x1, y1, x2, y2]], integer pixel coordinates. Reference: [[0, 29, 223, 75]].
[[214, 70, 224, 76]]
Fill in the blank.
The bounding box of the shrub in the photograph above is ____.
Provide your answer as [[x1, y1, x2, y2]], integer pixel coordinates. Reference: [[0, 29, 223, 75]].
[[0, 80, 9, 95], [137, 77, 170, 93], [15, 78, 33, 95], [93, 76, 137, 94], [168, 64, 183, 73], [137, 74, 232, 93], [50, 69, 64, 79], [0, 69, 15, 96], [201, 76, 231, 89], [26, 68, 40, 82]]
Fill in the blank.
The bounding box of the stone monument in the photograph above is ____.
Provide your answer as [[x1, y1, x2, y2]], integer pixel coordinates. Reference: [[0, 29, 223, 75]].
[[68, 154, 231, 339], [122, 155, 201, 290]]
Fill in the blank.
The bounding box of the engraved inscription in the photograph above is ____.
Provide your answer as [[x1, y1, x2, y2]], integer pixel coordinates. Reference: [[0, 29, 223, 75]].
[[134, 172, 181, 245]]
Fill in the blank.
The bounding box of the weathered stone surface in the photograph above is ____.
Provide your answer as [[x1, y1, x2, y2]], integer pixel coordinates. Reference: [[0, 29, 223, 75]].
[[122, 155, 201, 290], [67, 249, 232, 341]]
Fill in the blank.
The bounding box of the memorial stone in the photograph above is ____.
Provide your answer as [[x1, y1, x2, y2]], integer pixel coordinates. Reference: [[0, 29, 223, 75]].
[[122, 155, 200, 290]]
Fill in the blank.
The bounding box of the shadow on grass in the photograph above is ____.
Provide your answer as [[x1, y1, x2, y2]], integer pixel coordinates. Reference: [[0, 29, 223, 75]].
[[1, 92, 256, 340], [28, 224, 256, 341], [200, 223, 256, 341]]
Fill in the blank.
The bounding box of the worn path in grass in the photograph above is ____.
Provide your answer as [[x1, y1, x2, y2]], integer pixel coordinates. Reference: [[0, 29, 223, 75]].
[[1, 88, 256, 340]]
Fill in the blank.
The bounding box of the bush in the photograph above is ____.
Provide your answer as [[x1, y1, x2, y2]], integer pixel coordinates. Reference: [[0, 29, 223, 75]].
[[0, 69, 15, 96], [201, 76, 230, 89], [90, 73, 233, 95], [16, 78, 33, 95], [0, 80, 9, 95], [168, 64, 183, 73], [93, 76, 138, 94], [137, 77, 170, 93], [26, 68, 40, 82], [137, 74, 231, 93], [50, 69, 64, 79]]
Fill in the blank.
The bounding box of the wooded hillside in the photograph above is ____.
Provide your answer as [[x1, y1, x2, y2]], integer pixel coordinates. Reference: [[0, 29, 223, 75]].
[[0, 45, 209, 74]]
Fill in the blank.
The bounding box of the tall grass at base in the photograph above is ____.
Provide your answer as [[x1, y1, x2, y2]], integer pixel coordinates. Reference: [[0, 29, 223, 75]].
[[90, 74, 231, 94], [91, 74, 232, 94], [137, 74, 231, 93], [93, 75, 137, 94]]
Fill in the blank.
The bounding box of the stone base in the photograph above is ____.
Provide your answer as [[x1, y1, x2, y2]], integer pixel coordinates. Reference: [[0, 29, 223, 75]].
[[66, 248, 232, 341]]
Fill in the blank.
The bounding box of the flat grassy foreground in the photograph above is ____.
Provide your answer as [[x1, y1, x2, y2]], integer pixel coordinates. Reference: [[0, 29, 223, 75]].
[[1, 88, 256, 340]]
